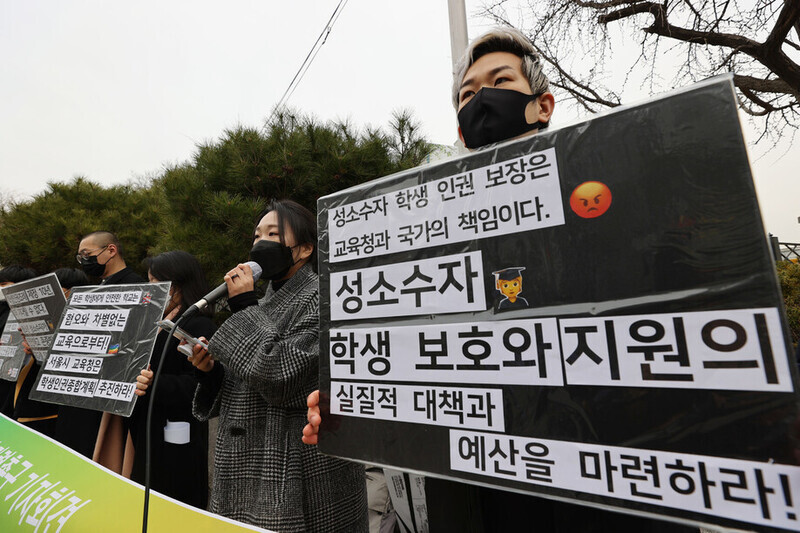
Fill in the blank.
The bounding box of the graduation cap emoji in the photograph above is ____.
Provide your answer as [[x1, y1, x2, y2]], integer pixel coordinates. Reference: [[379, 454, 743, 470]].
[[493, 267, 529, 310]]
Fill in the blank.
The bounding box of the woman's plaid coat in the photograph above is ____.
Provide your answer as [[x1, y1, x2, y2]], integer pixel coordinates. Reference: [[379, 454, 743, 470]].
[[194, 264, 367, 532]]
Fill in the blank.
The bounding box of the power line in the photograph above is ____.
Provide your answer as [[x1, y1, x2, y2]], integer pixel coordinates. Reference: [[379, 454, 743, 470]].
[[266, 0, 350, 127]]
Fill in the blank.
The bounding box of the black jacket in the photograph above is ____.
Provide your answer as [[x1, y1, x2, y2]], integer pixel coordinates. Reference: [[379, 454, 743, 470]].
[[2, 357, 58, 437], [101, 266, 145, 285], [53, 266, 144, 457], [129, 313, 216, 509]]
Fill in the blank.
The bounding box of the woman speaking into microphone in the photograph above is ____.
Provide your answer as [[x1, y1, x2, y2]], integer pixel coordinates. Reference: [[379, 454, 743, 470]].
[[189, 199, 367, 532]]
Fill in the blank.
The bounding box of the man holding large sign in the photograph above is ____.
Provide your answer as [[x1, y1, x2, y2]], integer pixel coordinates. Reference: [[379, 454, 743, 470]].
[[309, 27, 798, 532]]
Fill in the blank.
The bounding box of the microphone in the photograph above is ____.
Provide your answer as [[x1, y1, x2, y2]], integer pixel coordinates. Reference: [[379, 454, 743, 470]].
[[185, 261, 263, 315]]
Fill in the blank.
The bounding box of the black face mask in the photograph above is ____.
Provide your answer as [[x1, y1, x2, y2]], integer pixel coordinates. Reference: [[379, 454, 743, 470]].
[[80, 255, 107, 278], [457, 87, 547, 149], [249, 240, 296, 281]]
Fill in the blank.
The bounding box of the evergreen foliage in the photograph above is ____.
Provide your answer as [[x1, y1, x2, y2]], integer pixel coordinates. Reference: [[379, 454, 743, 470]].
[[0, 109, 433, 285], [777, 260, 800, 348], [0, 178, 162, 277]]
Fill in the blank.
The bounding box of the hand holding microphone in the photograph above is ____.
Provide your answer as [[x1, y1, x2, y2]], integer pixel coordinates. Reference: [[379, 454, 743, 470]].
[[225, 263, 257, 298], [184, 260, 264, 317]]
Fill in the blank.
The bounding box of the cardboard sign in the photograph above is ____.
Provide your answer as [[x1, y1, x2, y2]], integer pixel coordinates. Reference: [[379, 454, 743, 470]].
[[316, 76, 800, 531]]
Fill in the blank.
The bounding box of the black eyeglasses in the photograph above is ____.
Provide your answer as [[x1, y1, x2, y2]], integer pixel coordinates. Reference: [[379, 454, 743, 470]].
[[76, 245, 108, 264]]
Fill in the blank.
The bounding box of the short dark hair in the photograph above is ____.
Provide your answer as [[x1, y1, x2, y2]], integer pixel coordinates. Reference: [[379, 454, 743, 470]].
[[81, 231, 124, 258], [143, 251, 212, 315], [53, 268, 90, 289], [257, 199, 318, 273], [0, 265, 38, 284]]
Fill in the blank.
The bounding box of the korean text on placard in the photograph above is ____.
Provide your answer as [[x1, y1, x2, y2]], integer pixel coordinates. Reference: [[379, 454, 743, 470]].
[[450, 429, 800, 531], [330, 251, 486, 321], [330, 318, 562, 386], [69, 291, 142, 306], [331, 382, 504, 431], [328, 148, 564, 262], [561, 307, 791, 392]]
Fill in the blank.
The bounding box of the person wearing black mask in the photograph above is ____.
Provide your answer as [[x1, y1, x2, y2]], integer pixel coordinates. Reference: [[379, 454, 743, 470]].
[[304, 27, 696, 533], [187, 199, 367, 531], [453, 27, 554, 150], [76, 231, 144, 285], [130, 250, 216, 508], [77, 231, 144, 475]]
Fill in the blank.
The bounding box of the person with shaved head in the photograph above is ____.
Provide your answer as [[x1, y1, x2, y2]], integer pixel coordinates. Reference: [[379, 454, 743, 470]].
[[77, 231, 145, 475], [76, 231, 144, 285]]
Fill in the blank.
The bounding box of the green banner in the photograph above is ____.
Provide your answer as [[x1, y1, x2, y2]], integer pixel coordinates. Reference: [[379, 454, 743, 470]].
[[0, 414, 267, 532]]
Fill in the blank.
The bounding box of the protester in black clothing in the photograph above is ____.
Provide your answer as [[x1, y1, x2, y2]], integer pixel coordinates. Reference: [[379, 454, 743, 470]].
[[77, 231, 145, 474], [76, 231, 145, 285], [130, 251, 215, 508], [48, 268, 104, 458], [0, 265, 38, 422], [0, 265, 38, 331], [6, 339, 58, 437], [7, 269, 93, 444], [305, 27, 698, 533]]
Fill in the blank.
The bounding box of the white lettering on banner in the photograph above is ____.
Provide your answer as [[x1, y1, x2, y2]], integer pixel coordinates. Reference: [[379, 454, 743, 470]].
[[18, 320, 50, 336], [0, 442, 91, 528], [330, 251, 486, 321], [26, 335, 53, 349], [94, 380, 136, 402], [36, 375, 98, 398], [329, 319, 563, 386], [69, 291, 142, 306], [4, 292, 28, 306], [450, 429, 800, 531], [44, 354, 103, 375], [23, 284, 55, 301], [60, 309, 130, 332], [328, 148, 564, 262], [0, 346, 17, 358], [561, 307, 791, 392], [52, 334, 111, 355], [11, 303, 48, 320], [0, 335, 10, 345], [331, 382, 505, 431]]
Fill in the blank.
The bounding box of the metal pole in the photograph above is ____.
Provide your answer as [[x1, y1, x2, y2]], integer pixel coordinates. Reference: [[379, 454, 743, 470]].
[[447, 0, 469, 74], [448, 0, 469, 151]]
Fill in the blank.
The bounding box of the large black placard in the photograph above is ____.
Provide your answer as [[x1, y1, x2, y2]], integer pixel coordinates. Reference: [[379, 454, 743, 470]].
[[316, 76, 800, 532]]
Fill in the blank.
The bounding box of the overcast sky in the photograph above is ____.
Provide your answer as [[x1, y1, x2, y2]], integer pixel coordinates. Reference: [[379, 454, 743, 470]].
[[1, 0, 798, 241]]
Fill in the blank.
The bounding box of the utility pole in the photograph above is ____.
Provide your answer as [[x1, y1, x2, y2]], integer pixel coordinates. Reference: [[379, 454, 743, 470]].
[[448, 0, 469, 152], [447, 0, 468, 74]]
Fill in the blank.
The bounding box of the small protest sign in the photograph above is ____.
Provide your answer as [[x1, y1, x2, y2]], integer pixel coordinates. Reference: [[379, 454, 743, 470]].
[[28, 282, 170, 417], [0, 315, 26, 381], [0, 273, 66, 365]]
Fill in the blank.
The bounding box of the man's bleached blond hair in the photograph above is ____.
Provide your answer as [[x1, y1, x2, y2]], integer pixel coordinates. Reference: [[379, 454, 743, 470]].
[[452, 27, 549, 109]]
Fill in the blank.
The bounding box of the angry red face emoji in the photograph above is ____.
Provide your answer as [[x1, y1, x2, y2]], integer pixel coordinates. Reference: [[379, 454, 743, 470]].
[[569, 181, 612, 218]]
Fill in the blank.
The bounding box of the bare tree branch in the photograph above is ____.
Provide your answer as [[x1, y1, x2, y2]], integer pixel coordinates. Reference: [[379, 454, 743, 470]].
[[599, 2, 662, 24], [765, 0, 800, 51], [734, 74, 798, 95], [478, 0, 800, 145]]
